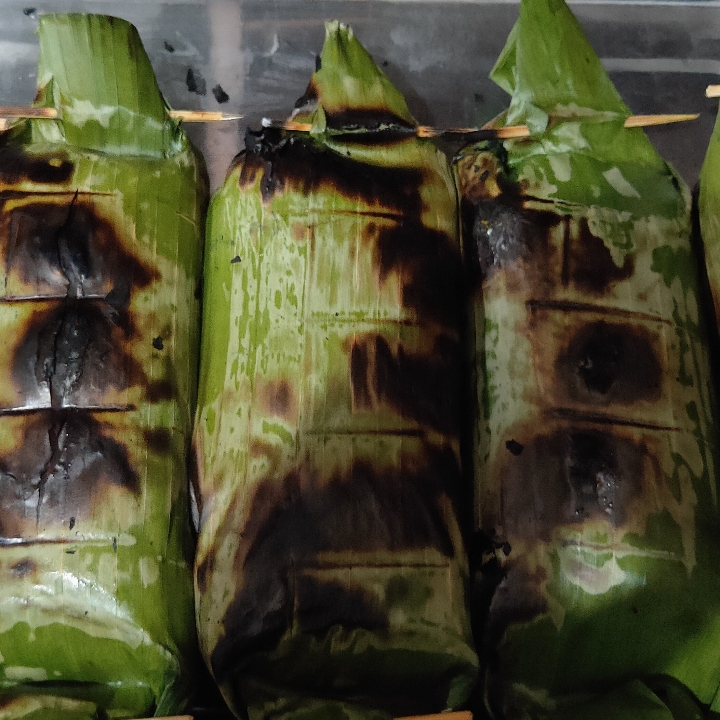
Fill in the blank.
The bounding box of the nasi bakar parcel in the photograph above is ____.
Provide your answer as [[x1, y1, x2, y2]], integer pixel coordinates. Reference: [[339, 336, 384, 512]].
[[456, 0, 720, 716], [193, 21, 478, 720], [0, 14, 207, 720]]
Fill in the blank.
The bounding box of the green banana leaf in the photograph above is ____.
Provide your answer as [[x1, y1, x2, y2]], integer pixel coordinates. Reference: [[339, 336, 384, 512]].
[[194, 20, 477, 720], [0, 14, 207, 719], [487, 0, 678, 216], [698, 100, 720, 349], [456, 0, 720, 717], [291, 21, 415, 132]]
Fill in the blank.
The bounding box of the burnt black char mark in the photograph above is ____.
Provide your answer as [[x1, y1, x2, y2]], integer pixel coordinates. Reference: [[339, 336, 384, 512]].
[[295, 575, 388, 636], [222, 658, 459, 720], [0, 410, 139, 537], [350, 334, 462, 436], [467, 201, 536, 279], [462, 197, 559, 290], [572, 219, 634, 294], [12, 300, 143, 407], [293, 85, 317, 113], [350, 341, 372, 407], [469, 529, 511, 648], [496, 428, 647, 541], [463, 188, 634, 295], [240, 132, 463, 327], [568, 433, 626, 521], [2, 199, 157, 301], [146, 378, 176, 403], [328, 128, 416, 145], [209, 445, 460, 681], [321, 108, 416, 131], [143, 428, 173, 455], [239, 129, 424, 214], [10, 558, 36, 577], [56, 194, 91, 296], [505, 440, 524, 456], [0, 147, 73, 186], [481, 561, 549, 716], [294, 77, 415, 131], [484, 562, 548, 654], [558, 321, 662, 405], [374, 221, 463, 327]]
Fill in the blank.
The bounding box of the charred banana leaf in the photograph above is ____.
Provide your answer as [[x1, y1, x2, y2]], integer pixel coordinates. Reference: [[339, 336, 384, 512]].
[[194, 21, 478, 720], [456, 0, 720, 717], [0, 14, 207, 719]]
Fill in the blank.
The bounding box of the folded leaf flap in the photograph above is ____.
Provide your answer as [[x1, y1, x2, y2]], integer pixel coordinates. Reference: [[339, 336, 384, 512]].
[[471, 0, 682, 213], [34, 14, 184, 156], [293, 20, 416, 131], [491, 0, 629, 131]]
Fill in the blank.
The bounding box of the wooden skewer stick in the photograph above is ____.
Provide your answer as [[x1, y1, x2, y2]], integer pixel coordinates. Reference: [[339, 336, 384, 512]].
[[262, 118, 530, 139], [264, 113, 697, 138], [169, 110, 243, 122], [443, 114, 699, 133], [0, 106, 242, 122], [416, 124, 530, 139], [707, 85, 720, 98], [624, 113, 699, 128], [0, 106, 698, 133], [0, 106, 57, 118], [265, 119, 314, 132]]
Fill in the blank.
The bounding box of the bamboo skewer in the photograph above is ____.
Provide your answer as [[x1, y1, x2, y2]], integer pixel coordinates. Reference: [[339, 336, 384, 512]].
[[418, 124, 530, 138], [417, 114, 698, 136], [262, 118, 531, 139], [0, 106, 57, 118], [0, 105, 699, 136], [0, 106, 242, 122], [624, 113, 698, 127], [170, 110, 242, 122], [264, 114, 698, 138]]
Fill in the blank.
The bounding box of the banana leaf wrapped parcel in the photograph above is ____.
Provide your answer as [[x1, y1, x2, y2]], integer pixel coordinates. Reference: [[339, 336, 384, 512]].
[[456, 0, 720, 716], [193, 21, 478, 720], [0, 15, 207, 719]]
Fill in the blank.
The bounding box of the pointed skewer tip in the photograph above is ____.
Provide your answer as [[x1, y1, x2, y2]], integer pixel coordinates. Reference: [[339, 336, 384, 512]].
[[168, 109, 243, 122], [623, 113, 699, 128]]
